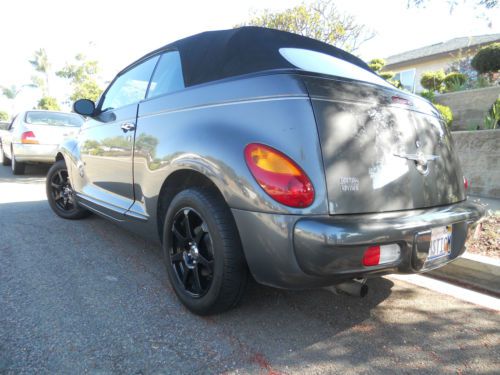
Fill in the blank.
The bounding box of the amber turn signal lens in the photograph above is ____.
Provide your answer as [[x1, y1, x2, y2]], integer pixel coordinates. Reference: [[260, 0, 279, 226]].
[[21, 131, 39, 144], [244, 143, 314, 208]]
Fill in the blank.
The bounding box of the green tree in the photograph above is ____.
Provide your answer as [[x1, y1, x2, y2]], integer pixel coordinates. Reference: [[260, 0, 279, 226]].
[[408, 0, 498, 11], [36, 96, 60, 111], [471, 43, 500, 74], [56, 54, 103, 102], [368, 58, 386, 72], [29, 48, 51, 96], [238, 0, 374, 52], [420, 70, 446, 92], [0, 110, 9, 121], [1, 85, 22, 100]]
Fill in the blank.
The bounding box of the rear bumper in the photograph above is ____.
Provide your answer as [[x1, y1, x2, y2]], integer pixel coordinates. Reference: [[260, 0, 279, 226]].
[[232, 200, 485, 289], [12, 143, 58, 163]]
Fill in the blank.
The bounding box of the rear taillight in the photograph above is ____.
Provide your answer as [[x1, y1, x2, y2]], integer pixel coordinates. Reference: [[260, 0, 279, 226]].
[[463, 176, 468, 190], [362, 244, 400, 267], [244, 143, 314, 208], [391, 96, 413, 106], [21, 131, 38, 144]]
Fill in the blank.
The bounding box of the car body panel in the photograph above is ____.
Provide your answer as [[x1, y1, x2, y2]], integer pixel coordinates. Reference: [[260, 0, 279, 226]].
[[12, 144, 59, 162], [233, 200, 483, 289], [73, 104, 137, 220], [303, 76, 465, 215], [63, 74, 329, 240], [58, 28, 485, 290]]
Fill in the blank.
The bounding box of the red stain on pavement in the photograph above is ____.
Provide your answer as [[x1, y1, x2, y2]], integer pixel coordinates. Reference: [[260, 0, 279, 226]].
[[250, 352, 284, 375]]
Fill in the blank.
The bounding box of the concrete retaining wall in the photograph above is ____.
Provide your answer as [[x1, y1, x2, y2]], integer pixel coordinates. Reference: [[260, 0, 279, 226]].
[[435, 86, 500, 130], [451, 130, 500, 198]]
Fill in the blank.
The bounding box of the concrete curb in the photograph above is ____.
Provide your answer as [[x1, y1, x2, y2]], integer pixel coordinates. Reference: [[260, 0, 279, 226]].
[[428, 253, 500, 296]]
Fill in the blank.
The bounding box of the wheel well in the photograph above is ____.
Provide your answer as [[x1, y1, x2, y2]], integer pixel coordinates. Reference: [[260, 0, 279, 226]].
[[157, 169, 226, 241], [55, 153, 64, 162]]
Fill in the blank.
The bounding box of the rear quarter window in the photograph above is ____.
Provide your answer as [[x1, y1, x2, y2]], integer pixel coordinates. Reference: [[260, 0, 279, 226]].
[[279, 48, 393, 88]]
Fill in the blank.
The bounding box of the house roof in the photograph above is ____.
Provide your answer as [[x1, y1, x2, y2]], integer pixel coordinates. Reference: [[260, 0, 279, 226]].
[[385, 33, 500, 67]]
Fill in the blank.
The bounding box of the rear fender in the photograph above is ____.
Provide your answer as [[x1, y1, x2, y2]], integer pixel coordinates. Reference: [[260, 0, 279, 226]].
[[57, 138, 80, 183]]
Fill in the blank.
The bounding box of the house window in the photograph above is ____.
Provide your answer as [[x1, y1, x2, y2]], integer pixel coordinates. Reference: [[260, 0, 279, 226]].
[[394, 69, 416, 93]]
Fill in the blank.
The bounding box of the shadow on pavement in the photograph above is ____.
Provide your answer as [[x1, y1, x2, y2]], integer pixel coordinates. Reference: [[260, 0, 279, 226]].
[[0, 164, 50, 184], [1, 200, 498, 374]]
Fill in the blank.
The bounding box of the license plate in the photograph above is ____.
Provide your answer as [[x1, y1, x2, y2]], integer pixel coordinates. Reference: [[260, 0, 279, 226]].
[[427, 226, 452, 260]]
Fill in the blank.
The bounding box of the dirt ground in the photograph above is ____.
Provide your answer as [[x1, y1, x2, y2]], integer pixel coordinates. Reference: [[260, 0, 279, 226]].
[[466, 212, 500, 259]]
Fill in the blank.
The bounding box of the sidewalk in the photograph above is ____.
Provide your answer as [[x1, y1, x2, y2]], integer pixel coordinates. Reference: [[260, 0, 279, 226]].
[[428, 194, 500, 296]]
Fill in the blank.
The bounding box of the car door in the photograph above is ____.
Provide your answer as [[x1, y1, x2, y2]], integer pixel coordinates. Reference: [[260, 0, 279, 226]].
[[75, 56, 159, 220], [127, 50, 185, 221]]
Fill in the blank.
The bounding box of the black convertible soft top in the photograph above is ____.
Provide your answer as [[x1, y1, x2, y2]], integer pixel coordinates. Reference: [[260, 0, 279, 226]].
[[130, 26, 372, 87]]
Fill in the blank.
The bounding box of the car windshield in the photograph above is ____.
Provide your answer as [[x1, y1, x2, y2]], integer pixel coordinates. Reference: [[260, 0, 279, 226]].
[[279, 48, 394, 89], [25, 112, 84, 127]]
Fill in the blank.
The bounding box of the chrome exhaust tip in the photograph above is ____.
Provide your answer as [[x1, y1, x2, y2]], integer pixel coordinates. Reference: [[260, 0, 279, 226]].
[[334, 279, 368, 298]]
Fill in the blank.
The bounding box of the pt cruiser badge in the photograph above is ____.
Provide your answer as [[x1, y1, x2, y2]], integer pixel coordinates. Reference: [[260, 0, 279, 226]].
[[394, 151, 440, 175]]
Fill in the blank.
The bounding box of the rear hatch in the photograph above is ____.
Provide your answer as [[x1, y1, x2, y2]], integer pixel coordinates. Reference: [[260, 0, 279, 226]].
[[301, 75, 465, 215]]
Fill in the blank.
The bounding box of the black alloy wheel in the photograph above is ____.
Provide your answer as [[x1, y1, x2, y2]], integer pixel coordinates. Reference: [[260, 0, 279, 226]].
[[163, 187, 247, 315], [46, 160, 90, 220], [50, 168, 75, 212], [170, 208, 215, 297]]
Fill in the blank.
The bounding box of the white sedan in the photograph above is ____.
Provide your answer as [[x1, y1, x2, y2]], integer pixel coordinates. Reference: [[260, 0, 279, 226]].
[[0, 110, 84, 174]]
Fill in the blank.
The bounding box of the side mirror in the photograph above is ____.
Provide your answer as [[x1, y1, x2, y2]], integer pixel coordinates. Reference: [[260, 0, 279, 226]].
[[73, 99, 96, 117]]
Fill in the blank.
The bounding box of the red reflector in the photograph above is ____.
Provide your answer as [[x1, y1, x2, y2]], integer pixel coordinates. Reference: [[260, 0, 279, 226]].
[[21, 131, 38, 144], [362, 246, 380, 266], [244, 143, 314, 208], [463, 176, 468, 190], [391, 96, 412, 106]]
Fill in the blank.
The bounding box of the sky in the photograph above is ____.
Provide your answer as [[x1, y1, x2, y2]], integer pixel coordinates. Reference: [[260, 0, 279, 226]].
[[0, 0, 499, 114]]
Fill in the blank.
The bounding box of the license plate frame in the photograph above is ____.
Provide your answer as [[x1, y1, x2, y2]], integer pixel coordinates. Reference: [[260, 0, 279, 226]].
[[427, 225, 452, 261]]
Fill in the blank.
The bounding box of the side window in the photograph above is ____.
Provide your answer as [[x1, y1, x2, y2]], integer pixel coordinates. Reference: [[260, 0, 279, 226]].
[[101, 56, 159, 111], [147, 51, 184, 98]]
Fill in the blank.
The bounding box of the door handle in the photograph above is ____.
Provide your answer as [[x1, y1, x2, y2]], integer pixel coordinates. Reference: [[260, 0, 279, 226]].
[[121, 122, 136, 133]]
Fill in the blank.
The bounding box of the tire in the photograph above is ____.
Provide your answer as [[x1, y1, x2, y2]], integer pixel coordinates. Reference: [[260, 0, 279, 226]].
[[0, 143, 10, 166], [162, 187, 247, 315], [46, 160, 90, 220], [11, 149, 24, 175]]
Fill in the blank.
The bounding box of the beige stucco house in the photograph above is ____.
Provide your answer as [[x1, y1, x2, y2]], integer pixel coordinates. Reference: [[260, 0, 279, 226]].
[[383, 33, 500, 93]]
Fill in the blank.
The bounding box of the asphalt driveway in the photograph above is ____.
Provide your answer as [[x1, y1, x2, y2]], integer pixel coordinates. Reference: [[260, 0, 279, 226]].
[[0, 164, 498, 374]]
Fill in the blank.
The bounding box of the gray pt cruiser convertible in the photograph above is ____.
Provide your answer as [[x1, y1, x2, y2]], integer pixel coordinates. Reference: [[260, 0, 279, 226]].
[[47, 27, 484, 315]]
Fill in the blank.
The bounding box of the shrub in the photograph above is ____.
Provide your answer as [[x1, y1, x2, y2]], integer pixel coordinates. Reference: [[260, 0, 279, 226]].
[[0, 110, 9, 121], [420, 70, 445, 92], [389, 79, 402, 89], [483, 99, 500, 130], [368, 58, 385, 72], [434, 104, 453, 128], [471, 43, 500, 74], [443, 72, 468, 92], [379, 71, 395, 80], [418, 90, 435, 102]]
